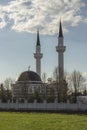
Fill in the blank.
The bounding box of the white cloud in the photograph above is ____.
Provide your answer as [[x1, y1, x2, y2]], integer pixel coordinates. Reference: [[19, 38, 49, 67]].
[[84, 18, 87, 23], [82, 72, 87, 78], [0, 0, 86, 34], [0, 13, 7, 28]]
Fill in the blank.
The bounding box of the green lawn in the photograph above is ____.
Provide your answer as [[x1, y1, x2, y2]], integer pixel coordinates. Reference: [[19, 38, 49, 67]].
[[0, 112, 87, 130]]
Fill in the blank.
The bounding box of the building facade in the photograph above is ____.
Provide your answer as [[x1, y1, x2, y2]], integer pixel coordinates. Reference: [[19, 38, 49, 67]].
[[12, 71, 45, 102]]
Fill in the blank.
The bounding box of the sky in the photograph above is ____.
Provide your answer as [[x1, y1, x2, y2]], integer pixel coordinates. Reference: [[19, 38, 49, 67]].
[[0, 0, 87, 82]]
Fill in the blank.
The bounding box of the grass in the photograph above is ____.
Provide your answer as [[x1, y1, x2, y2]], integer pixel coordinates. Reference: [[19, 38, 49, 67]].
[[0, 112, 87, 130]]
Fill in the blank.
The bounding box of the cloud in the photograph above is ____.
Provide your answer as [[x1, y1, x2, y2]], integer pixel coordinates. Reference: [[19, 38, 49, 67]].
[[0, 0, 86, 34], [0, 13, 7, 28], [84, 18, 87, 23], [82, 72, 87, 78]]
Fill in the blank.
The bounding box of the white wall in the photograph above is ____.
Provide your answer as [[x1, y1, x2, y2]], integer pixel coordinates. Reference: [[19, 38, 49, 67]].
[[0, 101, 87, 111]]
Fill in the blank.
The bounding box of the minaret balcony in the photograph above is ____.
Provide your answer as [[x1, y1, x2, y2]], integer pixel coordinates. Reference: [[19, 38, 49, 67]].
[[34, 53, 43, 59], [56, 46, 66, 52]]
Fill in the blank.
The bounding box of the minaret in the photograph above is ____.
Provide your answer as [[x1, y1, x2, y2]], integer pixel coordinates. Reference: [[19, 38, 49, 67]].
[[56, 20, 66, 100], [56, 21, 67, 102], [34, 30, 43, 77]]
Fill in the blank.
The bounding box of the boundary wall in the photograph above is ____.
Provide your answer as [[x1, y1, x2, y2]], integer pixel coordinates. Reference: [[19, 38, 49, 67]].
[[0, 100, 87, 111]]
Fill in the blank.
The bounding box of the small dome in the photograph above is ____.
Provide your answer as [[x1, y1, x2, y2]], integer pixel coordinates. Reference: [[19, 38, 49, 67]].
[[17, 71, 42, 82]]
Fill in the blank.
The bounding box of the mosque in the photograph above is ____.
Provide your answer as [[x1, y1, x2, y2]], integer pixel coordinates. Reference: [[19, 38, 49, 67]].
[[12, 21, 67, 102]]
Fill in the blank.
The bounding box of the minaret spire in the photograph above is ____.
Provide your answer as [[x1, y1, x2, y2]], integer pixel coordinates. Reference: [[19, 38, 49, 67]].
[[59, 19, 63, 37], [34, 30, 43, 77], [37, 29, 40, 46]]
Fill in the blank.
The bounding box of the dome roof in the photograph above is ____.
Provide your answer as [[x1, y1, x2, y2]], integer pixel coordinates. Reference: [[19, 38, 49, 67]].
[[17, 71, 42, 82]]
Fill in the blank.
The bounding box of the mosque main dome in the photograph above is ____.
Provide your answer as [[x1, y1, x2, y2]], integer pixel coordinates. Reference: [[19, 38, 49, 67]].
[[17, 71, 42, 82]]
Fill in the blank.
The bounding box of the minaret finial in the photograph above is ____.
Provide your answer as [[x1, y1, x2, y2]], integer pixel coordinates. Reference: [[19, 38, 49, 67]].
[[37, 29, 40, 46], [59, 19, 63, 37]]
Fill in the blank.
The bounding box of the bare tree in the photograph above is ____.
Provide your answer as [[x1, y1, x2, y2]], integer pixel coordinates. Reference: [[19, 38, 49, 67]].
[[53, 67, 58, 82], [53, 67, 68, 82], [3, 78, 15, 101], [53, 67, 68, 102], [0, 83, 8, 102], [4, 78, 15, 90], [69, 70, 86, 102]]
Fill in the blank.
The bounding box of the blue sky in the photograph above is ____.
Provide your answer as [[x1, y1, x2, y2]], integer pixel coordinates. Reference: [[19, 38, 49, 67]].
[[0, 0, 87, 82]]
